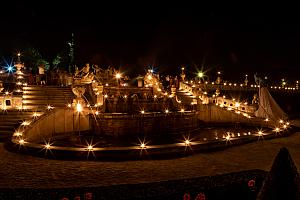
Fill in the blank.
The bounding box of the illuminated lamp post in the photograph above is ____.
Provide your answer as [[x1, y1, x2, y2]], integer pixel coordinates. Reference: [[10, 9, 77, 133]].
[[216, 71, 222, 84], [115, 72, 121, 86], [76, 102, 82, 136], [198, 72, 204, 79], [181, 66, 186, 81], [281, 78, 286, 87], [244, 74, 248, 86]]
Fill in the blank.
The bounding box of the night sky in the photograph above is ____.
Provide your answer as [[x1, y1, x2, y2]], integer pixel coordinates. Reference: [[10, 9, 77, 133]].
[[1, 3, 300, 81]]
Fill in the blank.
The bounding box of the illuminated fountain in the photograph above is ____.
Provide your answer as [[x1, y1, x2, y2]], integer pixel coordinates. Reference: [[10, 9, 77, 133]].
[[8, 66, 295, 160]]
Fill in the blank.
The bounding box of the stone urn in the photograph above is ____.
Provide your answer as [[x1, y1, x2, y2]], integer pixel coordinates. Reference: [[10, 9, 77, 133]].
[[72, 85, 86, 107]]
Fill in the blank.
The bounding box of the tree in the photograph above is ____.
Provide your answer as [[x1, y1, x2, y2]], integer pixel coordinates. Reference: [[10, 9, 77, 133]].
[[52, 54, 61, 69], [23, 48, 49, 73]]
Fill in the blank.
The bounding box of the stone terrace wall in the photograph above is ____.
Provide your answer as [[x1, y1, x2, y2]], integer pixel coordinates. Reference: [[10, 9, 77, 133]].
[[197, 104, 269, 126], [91, 112, 199, 137]]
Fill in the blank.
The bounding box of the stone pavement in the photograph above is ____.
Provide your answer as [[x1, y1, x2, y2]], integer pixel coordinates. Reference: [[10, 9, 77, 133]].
[[1, 130, 300, 189]]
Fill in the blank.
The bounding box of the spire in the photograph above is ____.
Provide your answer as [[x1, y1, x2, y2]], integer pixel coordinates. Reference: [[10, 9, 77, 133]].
[[68, 33, 75, 73]]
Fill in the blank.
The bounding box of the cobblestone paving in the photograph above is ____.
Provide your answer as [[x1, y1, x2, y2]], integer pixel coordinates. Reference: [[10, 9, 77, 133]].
[[1, 132, 300, 189]]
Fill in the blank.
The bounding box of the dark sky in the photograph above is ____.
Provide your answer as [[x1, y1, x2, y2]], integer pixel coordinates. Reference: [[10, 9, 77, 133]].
[[1, 3, 300, 81]]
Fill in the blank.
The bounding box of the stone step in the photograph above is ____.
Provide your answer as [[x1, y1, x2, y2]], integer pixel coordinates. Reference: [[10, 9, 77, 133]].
[[23, 90, 72, 95], [23, 88, 72, 92], [0, 125, 18, 130], [22, 99, 73, 104], [22, 104, 68, 109], [23, 93, 73, 97], [0, 134, 11, 141], [23, 90, 72, 93], [0, 112, 42, 117], [0, 110, 43, 113], [24, 86, 72, 89], [0, 130, 12, 134], [22, 96, 74, 100], [0, 120, 24, 125]]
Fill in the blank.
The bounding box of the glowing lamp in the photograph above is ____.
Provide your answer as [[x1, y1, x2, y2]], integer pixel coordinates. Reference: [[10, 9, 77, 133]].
[[47, 105, 54, 110], [21, 121, 30, 126], [7, 66, 13, 72], [115, 73, 121, 79], [87, 145, 93, 151], [198, 72, 204, 78], [140, 143, 146, 149], [14, 132, 22, 137], [76, 103, 82, 112], [235, 102, 240, 107], [185, 140, 190, 146], [225, 135, 230, 140], [19, 139, 25, 145], [274, 127, 280, 133]]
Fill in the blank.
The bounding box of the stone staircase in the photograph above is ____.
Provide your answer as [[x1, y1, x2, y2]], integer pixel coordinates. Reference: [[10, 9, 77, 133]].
[[176, 89, 197, 105], [0, 85, 75, 141], [22, 85, 75, 110], [0, 110, 43, 141]]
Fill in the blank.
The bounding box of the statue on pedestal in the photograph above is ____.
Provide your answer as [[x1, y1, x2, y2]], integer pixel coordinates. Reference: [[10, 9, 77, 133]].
[[215, 88, 220, 96], [72, 63, 95, 109], [252, 93, 258, 105], [74, 63, 94, 85]]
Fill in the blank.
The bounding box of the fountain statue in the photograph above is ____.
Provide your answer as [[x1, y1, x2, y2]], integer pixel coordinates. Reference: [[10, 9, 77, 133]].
[[143, 70, 164, 96], [72, 63, 95, 108]]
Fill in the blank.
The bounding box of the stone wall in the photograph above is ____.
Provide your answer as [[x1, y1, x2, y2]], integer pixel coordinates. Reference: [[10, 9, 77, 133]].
[[104, 98, 178, 113], [197, 104, 269, 127], [24, 108, 90, 143], [91, 112, 199, 137]]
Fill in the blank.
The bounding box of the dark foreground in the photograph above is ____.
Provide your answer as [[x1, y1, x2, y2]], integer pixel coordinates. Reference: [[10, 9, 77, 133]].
[[0, 169, 265, 200]]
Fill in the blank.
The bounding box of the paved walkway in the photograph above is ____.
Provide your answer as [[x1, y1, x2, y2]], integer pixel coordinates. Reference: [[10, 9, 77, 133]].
[[1, 129, 300, 189]]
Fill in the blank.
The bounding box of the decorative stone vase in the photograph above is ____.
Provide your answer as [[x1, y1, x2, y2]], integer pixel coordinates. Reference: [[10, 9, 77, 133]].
[[72, 85, 86, 107]]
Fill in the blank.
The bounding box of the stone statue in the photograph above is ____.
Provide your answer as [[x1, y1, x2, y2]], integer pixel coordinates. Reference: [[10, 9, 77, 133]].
[[215, 88, 220, 96], [74, 63, 94, 84], [254, 73, 264, 86], [216, 76, 221, 84], [252, 93, 258, 104], [72, 63, 95, 109], [244, 76, 248, 86]]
